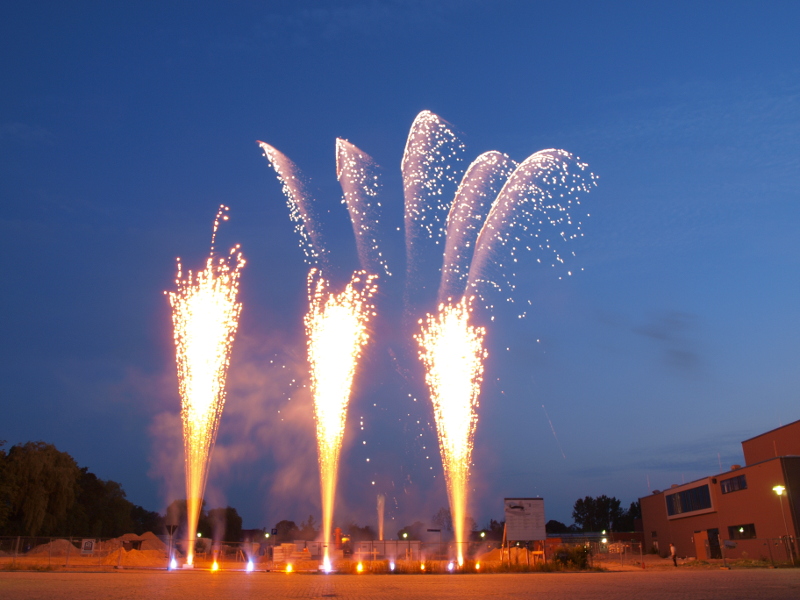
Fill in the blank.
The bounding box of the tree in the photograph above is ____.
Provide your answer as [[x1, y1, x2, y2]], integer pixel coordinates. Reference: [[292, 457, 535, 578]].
[[130, 504, 163, 535], [614, 501, 641, 532], [546, 519, 570, 534], [273, 519, 299, 543], [0, 441, 13, 531], [397, 521, 425, 540], [572, 495, 624, 532], [431, 506, 452, 531], [0, 440, 164, 538], [64, 469, 135, 537], [209, 506, 243, 542], [481, 518, 505, 541], [298, 515, 319, 541], [3, 441, 81, 536], [344, 521, 375, 542]]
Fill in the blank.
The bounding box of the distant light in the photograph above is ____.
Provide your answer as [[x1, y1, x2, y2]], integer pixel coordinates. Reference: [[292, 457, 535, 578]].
[[601, 538, 608, 544], [475, 562, 481, 570], [286, 564, 293, 573], [246, 561, 254, 572], [421, 563, 426, 571], [169, 558, 178, 570], [739, 527, 744, 533], [357, 562, 363, 573], [402, 533, 408, 539], [448, 562, 454, 571], [197, 533, 202, 538], [323, 558, 332, 573], [480, 532, 486, 538], [601, 530, 606, 535], [389, 562, 395, 571], [265, 533, 270, 538], [774, 485, 786, 496], [211, 561, 219, 572]]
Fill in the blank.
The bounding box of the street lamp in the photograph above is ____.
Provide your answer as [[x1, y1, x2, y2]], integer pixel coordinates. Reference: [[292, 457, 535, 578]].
[[773, 485, 795, 563]]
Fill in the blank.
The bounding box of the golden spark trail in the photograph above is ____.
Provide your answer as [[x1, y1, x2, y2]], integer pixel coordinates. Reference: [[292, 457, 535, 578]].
[[415, 298, 487, 565], [305, 269, 378, 567], [167, 206, 245, 566]]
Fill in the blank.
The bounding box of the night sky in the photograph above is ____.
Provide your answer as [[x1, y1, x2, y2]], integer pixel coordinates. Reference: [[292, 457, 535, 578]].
[[2, 1, 799, 533]]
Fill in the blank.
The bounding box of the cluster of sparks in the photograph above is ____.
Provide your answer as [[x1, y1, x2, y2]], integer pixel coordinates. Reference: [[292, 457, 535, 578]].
[[167, 206, 245, 565], [305, 269, 378, 565], [415, 298, 487, 565]]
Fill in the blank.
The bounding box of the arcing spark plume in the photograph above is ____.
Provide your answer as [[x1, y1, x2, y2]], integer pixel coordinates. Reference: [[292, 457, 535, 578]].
[[258, 141, 328, 266], [467, 149, 598, 305], [402, 110, 466, 305], [439, 151, 517, 304], [405, 112, 595, 564], [167, 206, 245, 565], [336, 138, 392, 277], [415, 297, 487, 564], [305, 269, 378, 565]]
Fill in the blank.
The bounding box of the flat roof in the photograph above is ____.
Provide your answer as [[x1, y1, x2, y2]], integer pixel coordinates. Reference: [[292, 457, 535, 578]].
[[741, 418, 800, 444], [640, 455, 800, 500]]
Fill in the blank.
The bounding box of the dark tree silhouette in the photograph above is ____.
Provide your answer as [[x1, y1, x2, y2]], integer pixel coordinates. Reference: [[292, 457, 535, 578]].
[[572, 495, 625, 532]]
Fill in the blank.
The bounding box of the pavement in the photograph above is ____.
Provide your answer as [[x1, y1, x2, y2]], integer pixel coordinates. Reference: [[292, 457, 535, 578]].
[[2, 569, 800, 599]]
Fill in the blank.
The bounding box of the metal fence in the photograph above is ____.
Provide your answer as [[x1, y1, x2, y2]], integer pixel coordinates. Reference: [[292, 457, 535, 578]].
[[587, 537, 798, 566], [2, 535, 795, 570]]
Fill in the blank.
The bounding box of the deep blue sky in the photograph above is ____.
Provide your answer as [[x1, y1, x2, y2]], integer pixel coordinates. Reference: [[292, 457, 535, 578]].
[[2, 1, 799, 534]]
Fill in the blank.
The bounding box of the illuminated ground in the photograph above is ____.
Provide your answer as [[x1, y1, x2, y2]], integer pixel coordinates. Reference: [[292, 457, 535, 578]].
[[1, 570, 799, 599]]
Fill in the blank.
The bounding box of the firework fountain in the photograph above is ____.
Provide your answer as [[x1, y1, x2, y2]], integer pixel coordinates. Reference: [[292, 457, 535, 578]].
[[260, 111, 595, 567], [260, 138, 384, 569], [305, 269, 378, 568], [415, 298, 486, 565], [377, 494, 385, 541], [167, 206, 245, 566], [403, 112, 596, 563]]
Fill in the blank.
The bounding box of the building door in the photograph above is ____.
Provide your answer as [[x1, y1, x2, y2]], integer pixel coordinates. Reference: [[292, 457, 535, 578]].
[[707, 528, 722, 559], [694, 530, 709, 559]]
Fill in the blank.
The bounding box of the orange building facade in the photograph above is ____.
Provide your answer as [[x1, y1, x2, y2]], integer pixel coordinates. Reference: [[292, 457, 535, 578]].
[[641, 420, 800, 561]]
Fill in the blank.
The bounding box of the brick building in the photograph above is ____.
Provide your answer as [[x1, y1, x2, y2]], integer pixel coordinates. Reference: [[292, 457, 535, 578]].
[[641, 420, 800, 561]]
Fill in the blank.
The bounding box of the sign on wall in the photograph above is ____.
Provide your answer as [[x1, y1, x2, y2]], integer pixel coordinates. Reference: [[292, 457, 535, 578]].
[[504, 497, 545, 541]]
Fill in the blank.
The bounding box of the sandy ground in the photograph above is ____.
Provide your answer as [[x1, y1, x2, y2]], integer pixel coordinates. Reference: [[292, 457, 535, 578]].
[[1, 569, 800, 600]]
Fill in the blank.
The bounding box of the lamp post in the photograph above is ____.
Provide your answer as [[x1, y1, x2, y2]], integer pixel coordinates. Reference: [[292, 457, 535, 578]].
[[773, 485, 795, 563]]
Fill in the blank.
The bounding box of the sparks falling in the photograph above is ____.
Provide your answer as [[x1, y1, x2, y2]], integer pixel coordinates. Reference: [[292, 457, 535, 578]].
[[336, 138, 391, 277], [167, 206, 245, 566], [305, 269, 378, 565], [415, 297, 487, 565]]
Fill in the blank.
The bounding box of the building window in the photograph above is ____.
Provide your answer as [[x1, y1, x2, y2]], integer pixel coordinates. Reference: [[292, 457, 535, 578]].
[[651, 531, 657, 538], [666, 484, 712, 516], [720, 474, 747, 494], [728, 524, 756, 540]]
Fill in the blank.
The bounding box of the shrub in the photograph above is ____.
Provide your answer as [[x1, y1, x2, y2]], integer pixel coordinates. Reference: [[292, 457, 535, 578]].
[[552, 545, 591, 570]]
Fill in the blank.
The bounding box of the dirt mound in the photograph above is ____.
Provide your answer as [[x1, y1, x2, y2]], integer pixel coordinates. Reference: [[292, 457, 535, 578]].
[[27, 539, 77, 556], [102, 548, 167, 567], [102, 532, 167, 552], [138, 532, 167, 551]]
